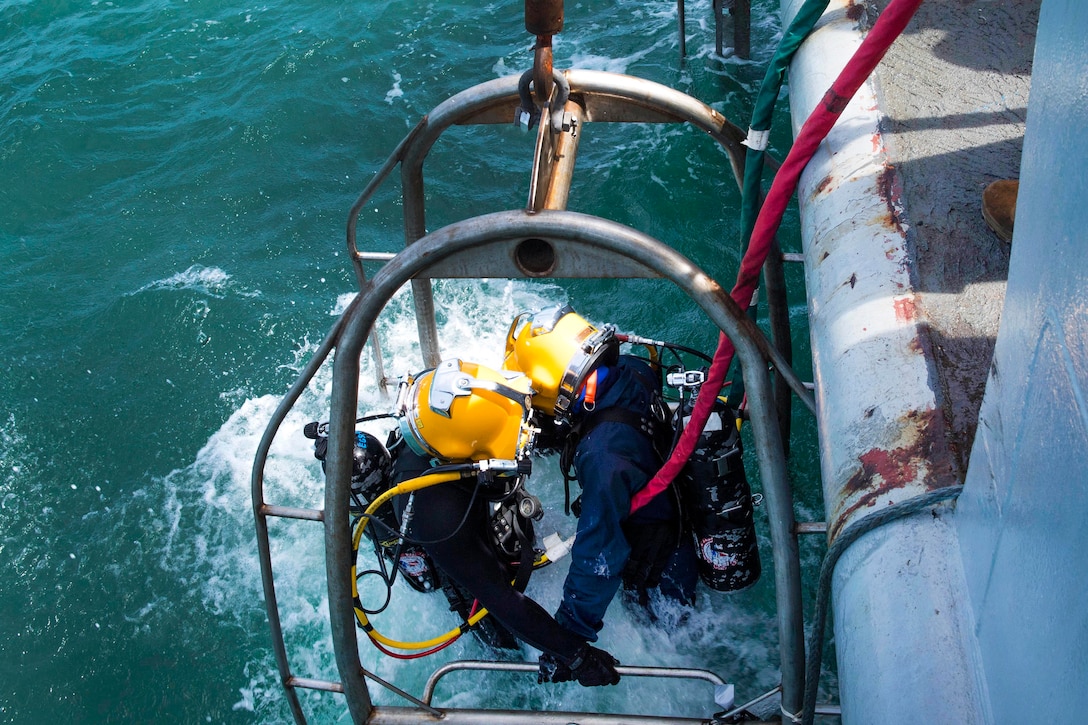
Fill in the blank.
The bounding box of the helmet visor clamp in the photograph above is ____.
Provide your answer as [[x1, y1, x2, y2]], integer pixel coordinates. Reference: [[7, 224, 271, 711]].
[[397, 359, 536, 465], [553, 324, 617, 418]]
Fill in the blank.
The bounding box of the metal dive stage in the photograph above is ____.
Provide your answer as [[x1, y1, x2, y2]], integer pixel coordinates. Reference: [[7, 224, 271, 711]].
[[251, 65, 828, 724]]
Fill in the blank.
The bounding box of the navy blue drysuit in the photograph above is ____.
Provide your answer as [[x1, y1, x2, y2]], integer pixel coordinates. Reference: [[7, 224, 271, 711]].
[[555, 356, 697, 642]]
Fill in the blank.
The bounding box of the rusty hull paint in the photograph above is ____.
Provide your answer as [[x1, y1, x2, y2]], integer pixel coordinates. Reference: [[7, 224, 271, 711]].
[[783, 0, 988, 721], [830, 407, 959, 541], [893, 294, 917, 322], [876, 162, 907, 232], [784, 0, 964, 546]]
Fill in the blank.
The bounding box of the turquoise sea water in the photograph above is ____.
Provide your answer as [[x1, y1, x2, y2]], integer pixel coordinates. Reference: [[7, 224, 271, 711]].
[[0, 0, 830, 722]]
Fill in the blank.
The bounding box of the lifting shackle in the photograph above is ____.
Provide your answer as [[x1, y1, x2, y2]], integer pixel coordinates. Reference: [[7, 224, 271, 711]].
[[525, 0, 564, 103]]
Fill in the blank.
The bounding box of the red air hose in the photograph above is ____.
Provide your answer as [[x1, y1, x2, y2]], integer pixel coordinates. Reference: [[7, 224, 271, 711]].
[[631, 0, 924, 513]]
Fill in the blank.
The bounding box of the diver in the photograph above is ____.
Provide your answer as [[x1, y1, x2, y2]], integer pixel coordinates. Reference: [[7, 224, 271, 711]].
[[502, 306, 699, 672], [389, 358, 622, 686]]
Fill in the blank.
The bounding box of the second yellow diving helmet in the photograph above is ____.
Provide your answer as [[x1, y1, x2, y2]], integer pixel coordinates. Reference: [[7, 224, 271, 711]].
[[502, 305, 617, 419]]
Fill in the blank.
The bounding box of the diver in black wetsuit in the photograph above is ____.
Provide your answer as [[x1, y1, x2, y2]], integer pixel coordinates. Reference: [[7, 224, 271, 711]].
[[390, 359, 621, 687], [391, 446, 618, 685]]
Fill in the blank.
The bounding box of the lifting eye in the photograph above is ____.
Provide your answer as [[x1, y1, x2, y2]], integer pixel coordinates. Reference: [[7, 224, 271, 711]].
[[514, 238, 556, 277]]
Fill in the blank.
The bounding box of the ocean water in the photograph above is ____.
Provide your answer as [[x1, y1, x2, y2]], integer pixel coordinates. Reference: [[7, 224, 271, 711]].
[[0, 0, 830, 722]]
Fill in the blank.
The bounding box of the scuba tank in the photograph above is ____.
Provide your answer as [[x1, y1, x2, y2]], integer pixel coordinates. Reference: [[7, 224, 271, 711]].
[[676, 393, 761, 592]]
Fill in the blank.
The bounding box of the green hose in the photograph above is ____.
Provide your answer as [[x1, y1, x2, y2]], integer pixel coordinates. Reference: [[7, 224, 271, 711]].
[[739, 0, 832, 249], [728, 0, 831, 409]]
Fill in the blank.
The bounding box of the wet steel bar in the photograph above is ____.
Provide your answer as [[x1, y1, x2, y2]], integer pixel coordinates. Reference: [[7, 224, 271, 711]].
[[422, 660, 730, 705]]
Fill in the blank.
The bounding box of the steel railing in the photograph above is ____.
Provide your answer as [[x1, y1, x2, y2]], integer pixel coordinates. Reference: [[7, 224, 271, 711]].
[[252, 68, 819, 725]]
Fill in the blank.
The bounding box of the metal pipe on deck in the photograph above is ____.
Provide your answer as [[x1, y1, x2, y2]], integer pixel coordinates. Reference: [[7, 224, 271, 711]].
[[779, 0, 987, 721]]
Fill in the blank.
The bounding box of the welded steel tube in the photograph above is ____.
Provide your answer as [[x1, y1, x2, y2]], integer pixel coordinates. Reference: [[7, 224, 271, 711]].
[[423, 660, 727, 705], [367, 708, 729, 725], [764, 239, 793, 454], [252, 295, 361, 725], [260, 505, 324, 522]]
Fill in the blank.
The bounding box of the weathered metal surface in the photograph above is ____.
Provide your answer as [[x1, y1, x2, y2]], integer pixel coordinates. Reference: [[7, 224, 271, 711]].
[[524, 0, 564, 35], [957, 1, 1086, 720], [780, 0, 988, 721], [788, 16, 962, 539], [406, 236, 661, 279], [527, 98, 585, 212]]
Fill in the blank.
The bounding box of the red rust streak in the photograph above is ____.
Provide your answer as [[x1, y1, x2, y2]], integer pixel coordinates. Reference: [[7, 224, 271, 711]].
[[894, 296, 917, 322], [830, 408, 959, 541], [876, 164, 906, 232]]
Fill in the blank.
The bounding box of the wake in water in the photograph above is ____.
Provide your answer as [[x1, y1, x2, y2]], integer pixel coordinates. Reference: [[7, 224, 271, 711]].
[[0, 0, 817, 720], [126, 265, 260, 300]]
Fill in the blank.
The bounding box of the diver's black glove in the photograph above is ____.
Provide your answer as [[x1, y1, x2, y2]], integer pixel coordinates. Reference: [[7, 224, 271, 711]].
[[537, 652, 573, 683], [569, 644, 621, 687], [538, 644, 620, 686]]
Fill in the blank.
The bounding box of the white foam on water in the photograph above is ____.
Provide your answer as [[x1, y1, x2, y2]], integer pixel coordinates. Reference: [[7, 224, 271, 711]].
[[385, 71, 404, 104], [153, 279, 564, 719], [127, 264, 258, 299], [0, 412, 27, 493]]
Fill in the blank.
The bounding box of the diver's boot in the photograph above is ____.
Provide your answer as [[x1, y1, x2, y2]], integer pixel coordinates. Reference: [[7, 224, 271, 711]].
[[982, 179, 1018, 243]]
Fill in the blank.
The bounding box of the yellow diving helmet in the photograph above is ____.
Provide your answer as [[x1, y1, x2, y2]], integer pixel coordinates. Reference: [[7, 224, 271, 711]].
[[398, 359, 535, 462], [502, 305, 617, 418]]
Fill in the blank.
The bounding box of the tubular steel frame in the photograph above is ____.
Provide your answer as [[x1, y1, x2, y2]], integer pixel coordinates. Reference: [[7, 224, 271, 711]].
[[252, 69, 814, 724]]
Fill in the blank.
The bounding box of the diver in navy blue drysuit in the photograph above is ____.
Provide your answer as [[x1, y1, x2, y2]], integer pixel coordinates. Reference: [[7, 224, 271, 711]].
[[552, 355, 698, 645]]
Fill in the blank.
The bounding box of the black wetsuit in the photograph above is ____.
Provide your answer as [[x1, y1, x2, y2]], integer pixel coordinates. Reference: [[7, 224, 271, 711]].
[[393, 448, 586, 662]]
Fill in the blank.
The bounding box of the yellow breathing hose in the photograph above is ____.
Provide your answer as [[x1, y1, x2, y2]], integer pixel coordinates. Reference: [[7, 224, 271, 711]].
[[351, 469, 504, 651], [351, 465, 551, 652]]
